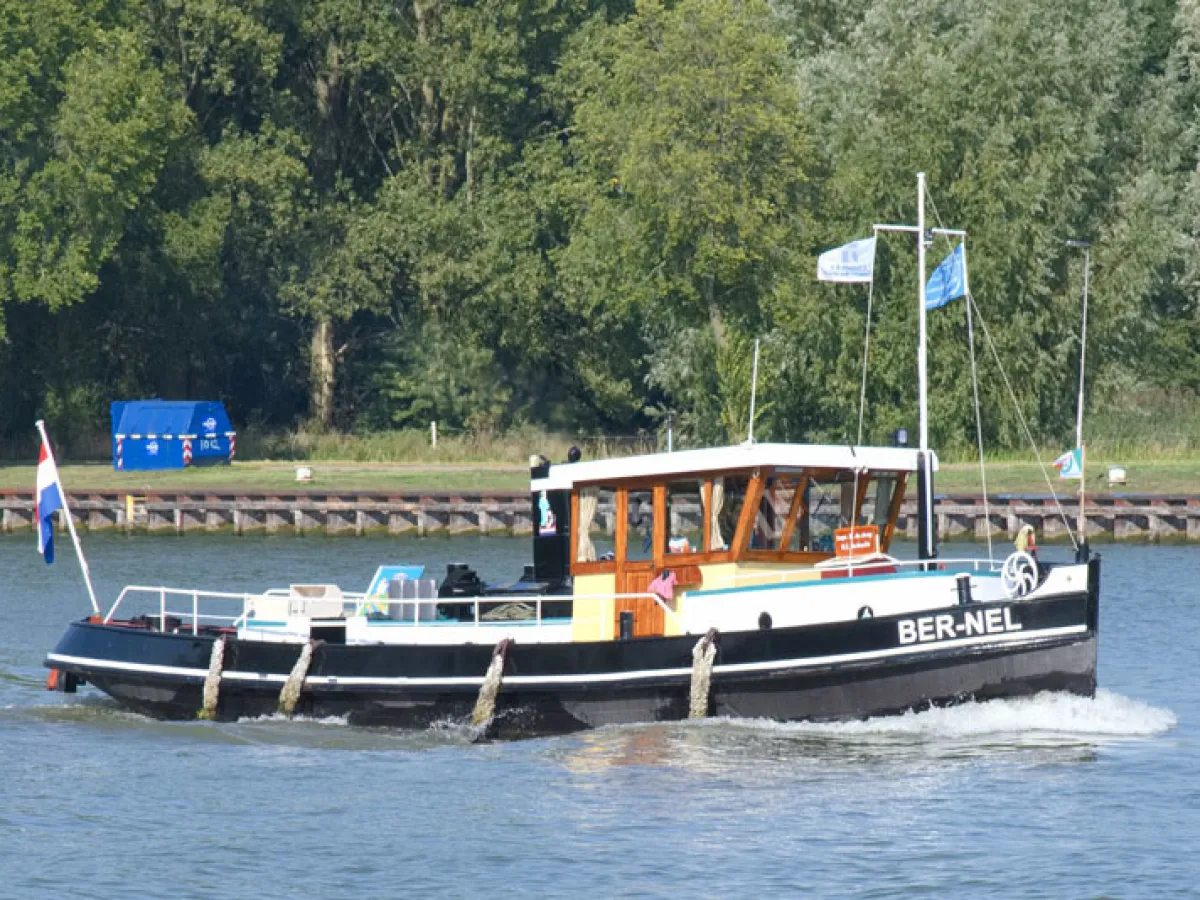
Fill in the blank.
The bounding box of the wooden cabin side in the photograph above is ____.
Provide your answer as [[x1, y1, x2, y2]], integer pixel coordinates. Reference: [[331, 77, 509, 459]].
[[568, 464, 908, 642]]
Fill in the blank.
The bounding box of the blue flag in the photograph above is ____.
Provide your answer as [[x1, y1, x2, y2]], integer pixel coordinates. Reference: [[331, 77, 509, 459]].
[[925, 244, 966, 310]]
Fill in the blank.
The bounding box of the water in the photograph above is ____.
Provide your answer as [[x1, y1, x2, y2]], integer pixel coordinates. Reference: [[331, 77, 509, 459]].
[[0, 535, 1192, 898]]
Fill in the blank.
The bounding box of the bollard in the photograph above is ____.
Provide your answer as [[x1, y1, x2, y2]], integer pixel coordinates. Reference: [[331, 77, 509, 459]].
[[956, 573, 972, 606]]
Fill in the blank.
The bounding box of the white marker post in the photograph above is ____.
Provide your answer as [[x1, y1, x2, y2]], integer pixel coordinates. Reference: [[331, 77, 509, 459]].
[[35, 421, 100, 616]]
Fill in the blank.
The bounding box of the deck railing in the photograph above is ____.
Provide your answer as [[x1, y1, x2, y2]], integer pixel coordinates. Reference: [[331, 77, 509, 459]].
[[102, 585, 683, 636], [344, 591, 682, 632], [104, 586, 269, 634]]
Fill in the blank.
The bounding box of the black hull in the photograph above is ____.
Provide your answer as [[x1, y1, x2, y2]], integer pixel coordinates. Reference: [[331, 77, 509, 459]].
[[46, 565, 1100, 739], [82, 635, 1095, 739]]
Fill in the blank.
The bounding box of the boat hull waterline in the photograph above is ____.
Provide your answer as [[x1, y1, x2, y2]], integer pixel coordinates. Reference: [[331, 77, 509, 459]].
[[47, 569, 1098, 738]]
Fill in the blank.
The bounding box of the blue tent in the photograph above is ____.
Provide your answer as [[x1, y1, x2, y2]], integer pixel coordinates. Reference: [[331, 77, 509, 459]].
[[111, 401, 235, 470]]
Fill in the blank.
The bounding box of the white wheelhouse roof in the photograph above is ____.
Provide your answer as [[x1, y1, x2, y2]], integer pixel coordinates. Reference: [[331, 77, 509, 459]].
[[532, 442, 935, 491]]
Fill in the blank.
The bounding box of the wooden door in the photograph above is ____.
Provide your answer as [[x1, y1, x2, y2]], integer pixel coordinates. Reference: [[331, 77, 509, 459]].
[[613, 484, 667, 637], [616, 564, 663, 637]]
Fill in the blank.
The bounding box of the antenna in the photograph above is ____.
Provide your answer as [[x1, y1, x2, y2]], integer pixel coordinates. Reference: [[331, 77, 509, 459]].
[[747, 337, 761, 443]]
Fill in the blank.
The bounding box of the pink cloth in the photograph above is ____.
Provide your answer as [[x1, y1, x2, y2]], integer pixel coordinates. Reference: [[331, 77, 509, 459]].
[[647, 570, 678, 601]]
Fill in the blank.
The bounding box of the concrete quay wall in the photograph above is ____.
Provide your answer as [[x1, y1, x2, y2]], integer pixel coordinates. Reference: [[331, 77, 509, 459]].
[[2, 490, 1200, 543]]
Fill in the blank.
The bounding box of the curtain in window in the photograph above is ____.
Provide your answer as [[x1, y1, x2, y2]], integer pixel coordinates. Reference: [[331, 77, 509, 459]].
[[577, 488, 598, 562], [709, 478, 727, 550]]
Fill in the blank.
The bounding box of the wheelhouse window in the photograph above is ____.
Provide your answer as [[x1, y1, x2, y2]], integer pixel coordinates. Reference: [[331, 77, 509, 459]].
[[625, 488, 655, 561], [712, 474, 750, 551], [665, 479, 704, 554], [754, 474, 803, 551], [748, 476, 783, 549], [865, 475, 898, 528], [575, 486, 616, 562], [797, 474, 851, 553]]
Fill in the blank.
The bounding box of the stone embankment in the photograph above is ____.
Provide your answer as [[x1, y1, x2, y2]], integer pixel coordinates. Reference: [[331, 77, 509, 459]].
[[3, 489, 1200, 542]]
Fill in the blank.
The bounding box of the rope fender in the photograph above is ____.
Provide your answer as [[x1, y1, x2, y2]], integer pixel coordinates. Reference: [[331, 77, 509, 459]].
[[471, 637, 514, 732], [688, 628, 720, 719], [278, 639, 322, 717], [197, 636, 226, 720]]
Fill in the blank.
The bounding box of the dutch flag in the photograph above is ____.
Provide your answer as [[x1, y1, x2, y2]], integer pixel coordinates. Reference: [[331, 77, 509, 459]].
[[35, 436, 64, 564]]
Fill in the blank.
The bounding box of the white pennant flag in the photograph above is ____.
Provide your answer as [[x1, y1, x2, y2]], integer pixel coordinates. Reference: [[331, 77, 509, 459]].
[[817, 236, 876, 284]]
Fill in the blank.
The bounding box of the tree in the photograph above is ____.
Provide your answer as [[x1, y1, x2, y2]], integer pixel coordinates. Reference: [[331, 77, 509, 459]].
[[0, 8, 188, 329], [550, 0, 815, 442], [795, 0, 1150, 450]]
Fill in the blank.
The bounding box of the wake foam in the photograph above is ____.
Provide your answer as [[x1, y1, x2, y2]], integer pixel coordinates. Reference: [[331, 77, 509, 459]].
[[728, 690, 1176, 741], [234, 713, 350, 727]]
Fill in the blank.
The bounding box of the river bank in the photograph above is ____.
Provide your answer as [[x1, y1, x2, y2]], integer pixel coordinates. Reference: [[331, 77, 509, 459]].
[[1, 456, 1198, 495], [3, 486, 1199, 543]]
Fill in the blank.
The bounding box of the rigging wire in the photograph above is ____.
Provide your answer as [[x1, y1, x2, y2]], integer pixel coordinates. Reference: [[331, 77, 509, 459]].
[[922, 186, 1072, 552], [968, 292, 1079, 549], [964, 283, 994, 562], [856, 272, 876, 447]]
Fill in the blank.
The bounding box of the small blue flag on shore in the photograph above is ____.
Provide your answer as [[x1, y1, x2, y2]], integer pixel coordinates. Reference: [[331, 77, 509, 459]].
[[925, 244, 966, 310], [1053, 448, 1083, 480]]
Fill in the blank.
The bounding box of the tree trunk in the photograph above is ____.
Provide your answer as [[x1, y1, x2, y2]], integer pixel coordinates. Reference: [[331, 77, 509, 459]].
[[414, 0, 442, 190], [310, 316, 335, 429], [708, 279, 725, 350]]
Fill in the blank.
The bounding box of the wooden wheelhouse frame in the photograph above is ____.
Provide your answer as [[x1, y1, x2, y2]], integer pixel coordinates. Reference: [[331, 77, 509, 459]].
[[569, 465, 909, 578]]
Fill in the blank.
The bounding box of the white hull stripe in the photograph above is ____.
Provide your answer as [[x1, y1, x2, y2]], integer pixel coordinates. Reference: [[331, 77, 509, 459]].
[[47, 624, 1088, 689]]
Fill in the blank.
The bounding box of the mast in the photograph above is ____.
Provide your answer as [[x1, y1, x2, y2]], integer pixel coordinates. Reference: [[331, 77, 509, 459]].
[[872, 174, 959, 561], [917, 173, 929, 453], [915, 173, 937, 561], [1068, 239, 1091, 561]]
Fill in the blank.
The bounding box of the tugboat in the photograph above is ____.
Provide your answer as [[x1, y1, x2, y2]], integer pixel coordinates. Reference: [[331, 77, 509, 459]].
[[43, 176, 1099, 738]]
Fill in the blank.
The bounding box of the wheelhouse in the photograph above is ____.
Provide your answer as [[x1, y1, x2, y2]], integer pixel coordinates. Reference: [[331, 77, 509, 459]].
[[530, 443, 933, 641]]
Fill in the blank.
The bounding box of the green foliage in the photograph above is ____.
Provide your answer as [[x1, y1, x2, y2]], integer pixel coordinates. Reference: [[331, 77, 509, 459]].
[[0, 10, 189, 329], [360, 318, 513, 431], [798, 0, 1150, 449], [0, 0, 1197, 457], [554, 0, 812, 326]]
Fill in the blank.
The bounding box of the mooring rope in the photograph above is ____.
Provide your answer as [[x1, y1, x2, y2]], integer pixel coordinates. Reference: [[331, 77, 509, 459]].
[[688, 628, 719, 719], [197, 636, 226, 720], [471, 638, 513, 731], [278, 639, 319, 717]]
